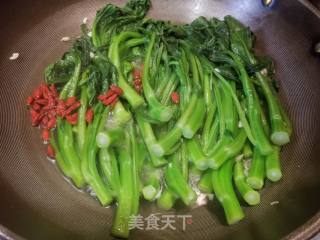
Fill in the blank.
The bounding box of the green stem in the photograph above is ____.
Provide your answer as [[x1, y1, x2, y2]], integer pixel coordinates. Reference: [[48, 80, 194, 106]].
[[247, 147, 265, 190], [164, 161, 197, 206], [215, 71, 256, 145], [195, 55, 204, 88], [188, 52, 201, 88], [181, 141, 189, 181], [82, 105, 113, 205], [57, 119, 85, 188], [211, 160, 245, 225], [108, 101, 132, 128], [208, 129, 247, 169], [212, 76, 225, 137], [186, 138, 208, 170], [202, 106, 216, 150], [266, 146, 282, 182], [112, 147, 133, 238], [157, 189, 177, 210], [156, 71, 173, 99], [221, 78, 237, 134], [135, 113, 167, 167], [59, 58, 81, 100], [99, 148, 121, 198], [234, 160, 260, 205], [119, 37, 146, 54], [202, 71, 216, 147], [143, 33, 173, 122], [96, 128, 124, 148], [228, 51, 272, 155], [109, 31, 145, 108], [50, 132, 71, 179], [182, 97, 206, 139], [165, 141, 181, 156], [203, 72, 214, 107], [256, 73, 291, 145], [160, 74, 179, 105], [77, 86, 87, 153], [142, 170, 161, 201], [203, 116, 220, 155], [151, 93, 198, 157], [243, 141, 253, 158], [129, 122, 140, 215], [198, 170, 213, 193]]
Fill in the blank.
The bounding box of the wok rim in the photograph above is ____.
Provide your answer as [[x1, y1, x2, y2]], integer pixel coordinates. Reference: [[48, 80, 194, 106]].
[[1, 211, 319, 240]]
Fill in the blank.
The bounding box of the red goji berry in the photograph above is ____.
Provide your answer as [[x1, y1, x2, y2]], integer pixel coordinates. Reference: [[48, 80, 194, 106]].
[[110, 85, 123, 95], [133, 68, 141, 79], [47, 96, 55, 107], [42, 116, 49, 126], [30, 108, 38, 117], [33, 88, 42, 99], [86, 108, 94, 123], [47, 144, 55, 158], [65, 96, 77, 107], [32, 103, 41, 111], [42, 105, 53, 112], [31, 117, 40, 127], [134, 79, 142, 85], [98, 94, 107, 101], [56, 100, 66, 117], [42, 129, 50, 141], [39, 83, 46, 90], [49, 84, 58, 97], [40, 84, 49, 99], [66, 112, 78, 125], [102, 93, 118, 106], [135, 84, 142, 93], [35, 99, 48, 106], [37, 111, 46, 123], [98, 91, 113, 102], [30, 109, 40, 126], [47, 117, 56, 129], [32, 120, 39, 127], [64, 101, 81, 116], [171, 92, 180, 104], [26, 96, 34, 106], [57, 111, 66, 118], [47, 110, 56, 119], [105, 89, 114, 98], [110, 96, 119, 107]]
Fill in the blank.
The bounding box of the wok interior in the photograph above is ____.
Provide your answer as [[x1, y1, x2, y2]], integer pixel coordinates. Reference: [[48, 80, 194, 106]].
[[0, 0, 320, 239]]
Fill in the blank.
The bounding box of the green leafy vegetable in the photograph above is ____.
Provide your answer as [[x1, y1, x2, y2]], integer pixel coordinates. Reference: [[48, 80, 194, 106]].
[[32, 0, 293, 238]]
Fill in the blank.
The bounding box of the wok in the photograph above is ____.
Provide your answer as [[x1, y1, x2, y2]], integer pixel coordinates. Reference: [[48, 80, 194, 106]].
[[0, 0, 320, 239]]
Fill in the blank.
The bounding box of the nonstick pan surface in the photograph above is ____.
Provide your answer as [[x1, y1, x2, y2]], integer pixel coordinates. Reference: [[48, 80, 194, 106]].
[[0, 0, 320, 239]]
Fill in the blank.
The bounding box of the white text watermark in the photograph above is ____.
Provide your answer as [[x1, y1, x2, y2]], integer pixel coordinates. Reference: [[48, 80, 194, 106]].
[[128, 213, 193, 231]]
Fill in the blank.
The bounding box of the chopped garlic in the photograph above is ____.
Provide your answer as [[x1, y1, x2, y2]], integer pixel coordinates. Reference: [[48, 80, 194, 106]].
[[236, 154, 244, 161], [61, 36, 71, 42], [196, 193, 208, 206], [83, 17, 88, 24], [87, 31, 92, 37], [238, 120, 243, 128], [90, 52, 95, 58], [243, 158, 252, 176], [206, 193, 214, 201], [270, 201, 279, 206], [260, 68, 268, 76], [9, 53, 19, 60]]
